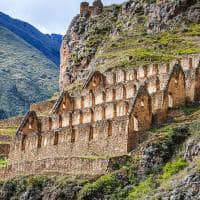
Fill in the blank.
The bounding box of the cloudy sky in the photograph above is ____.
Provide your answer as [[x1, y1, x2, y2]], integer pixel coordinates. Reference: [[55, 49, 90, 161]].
[[0, 0, 124, 34]]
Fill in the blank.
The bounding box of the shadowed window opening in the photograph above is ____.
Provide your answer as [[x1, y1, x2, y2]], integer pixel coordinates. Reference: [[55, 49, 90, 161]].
[[37, 135, 42, 148], [89, 126, 94, 141], [21, 135, 26, 151], [189, 58, 193, 69], [71, 129, 75, 143], [108, 120, 112, 137], [133, 85, 137, 95], [59, 115, 62, 128], [156, 78, 160, 91], [54, 131, 59, 145], [49, 117, 52, 130], [123, 86, 126, 99], [81, 96, 84, 109]]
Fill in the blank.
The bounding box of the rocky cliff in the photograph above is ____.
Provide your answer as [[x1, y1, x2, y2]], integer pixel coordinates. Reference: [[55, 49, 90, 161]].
[[60, 0, 200, 90]]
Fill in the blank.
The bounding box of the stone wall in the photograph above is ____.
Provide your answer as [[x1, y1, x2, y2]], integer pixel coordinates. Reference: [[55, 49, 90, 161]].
[[9, 116, 129, 163], [0, 117, 23, 128], [30, 100, 56, 115], [0, 156, 128, 180], [80, 0, 103, 17], [0, 144, 10, 158]]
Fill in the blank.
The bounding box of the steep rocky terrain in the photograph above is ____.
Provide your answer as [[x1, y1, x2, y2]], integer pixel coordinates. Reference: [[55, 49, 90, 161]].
[[0, 12, 62, 65], [0, 25, 59, 119]]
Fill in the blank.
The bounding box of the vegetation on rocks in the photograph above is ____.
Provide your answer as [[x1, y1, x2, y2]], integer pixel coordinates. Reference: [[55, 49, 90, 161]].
[[95, 23, 200, 72], [161, 158, 188, 181], [61, 0, 200, 85]]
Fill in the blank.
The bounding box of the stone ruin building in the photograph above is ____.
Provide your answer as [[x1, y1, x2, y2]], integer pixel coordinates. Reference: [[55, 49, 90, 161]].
[[0, 53, 199, 179], [80, 0, 103, 17]]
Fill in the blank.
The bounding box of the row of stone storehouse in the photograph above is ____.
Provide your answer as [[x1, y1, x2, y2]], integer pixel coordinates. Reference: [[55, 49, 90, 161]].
[[8, 54, 200, 165]]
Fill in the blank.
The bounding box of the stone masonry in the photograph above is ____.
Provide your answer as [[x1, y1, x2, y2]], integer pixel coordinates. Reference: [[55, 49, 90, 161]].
[[0, 54, 198, 179]]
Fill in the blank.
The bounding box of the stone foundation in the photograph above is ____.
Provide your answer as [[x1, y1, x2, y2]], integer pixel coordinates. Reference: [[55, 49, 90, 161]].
[[0, 156, 128, 180]]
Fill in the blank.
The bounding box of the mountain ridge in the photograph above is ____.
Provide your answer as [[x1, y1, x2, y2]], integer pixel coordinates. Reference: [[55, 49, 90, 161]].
[[0, 24, 59, 119], [0, 12, 62, 65]]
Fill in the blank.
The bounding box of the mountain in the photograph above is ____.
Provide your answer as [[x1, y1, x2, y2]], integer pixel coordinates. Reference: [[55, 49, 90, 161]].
[[0, 12, 62, 65], [0, 25, 59, 119]]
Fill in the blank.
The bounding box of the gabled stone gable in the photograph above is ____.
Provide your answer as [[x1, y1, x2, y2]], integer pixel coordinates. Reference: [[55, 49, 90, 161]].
[[16, 111, 40, 137], [83, 71, 106, 91]]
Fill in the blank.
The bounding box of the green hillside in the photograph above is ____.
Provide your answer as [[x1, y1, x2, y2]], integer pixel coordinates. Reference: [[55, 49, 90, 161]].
[[0, 26, 59, 118]]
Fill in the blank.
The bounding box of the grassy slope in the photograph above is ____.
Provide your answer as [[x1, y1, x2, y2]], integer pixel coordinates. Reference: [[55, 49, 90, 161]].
[[95, 22, 200, 72], [0, 26, 59, 118]]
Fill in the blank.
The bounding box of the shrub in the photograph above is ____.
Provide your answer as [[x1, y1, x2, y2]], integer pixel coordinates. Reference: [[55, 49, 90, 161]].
[[162, 158, 188, 181], [128, 175, 158, 200], [27, 175, 50, 190], [0, 159, 7, 168], [196, 157, 200, 171], [78, 173, 122, 200]]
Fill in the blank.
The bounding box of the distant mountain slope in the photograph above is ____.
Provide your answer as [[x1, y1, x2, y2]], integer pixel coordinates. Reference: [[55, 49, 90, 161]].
[[0, 12, 62, 65], [0, 26, 59, 119]]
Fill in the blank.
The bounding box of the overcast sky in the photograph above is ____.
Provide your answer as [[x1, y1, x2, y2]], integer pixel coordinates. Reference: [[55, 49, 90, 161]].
[[0, 0, 124, 34]]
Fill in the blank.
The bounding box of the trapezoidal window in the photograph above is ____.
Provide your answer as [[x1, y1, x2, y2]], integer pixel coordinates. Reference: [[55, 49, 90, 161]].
[[37, 134, 42, 148], [59, 115, 62, 128], [28, 117, 34, 129], [141, 100, 145, 107], [156, 78, 160, 91], [108, 120, 112, 137], [49, 117, 52, 130], [174, 78, 178, 87], [168, 93, 173, 108], [81, 96, 84, 109], [71, 129, 75, 143], [123, 86, 126, 99], [80, 111, 83, 124], [113, 89, 116, 101], [133, 116, 139, 131], [89, 126, 93, 141], [62, 101, 66, 109], [54, 131, 59, 145], [133, 85, 137, 95], [125, 102, 129, 114], [21, 135, 26, 151], [189, 58, 193, 69]]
